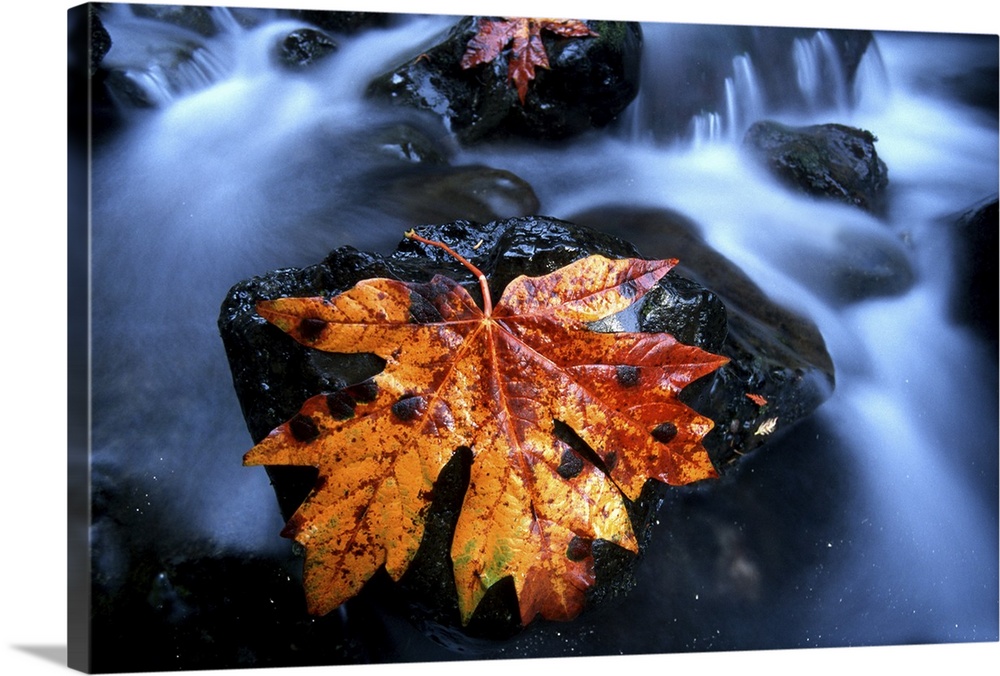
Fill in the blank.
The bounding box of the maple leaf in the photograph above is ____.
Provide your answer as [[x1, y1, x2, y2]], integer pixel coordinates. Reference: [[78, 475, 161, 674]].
[[460, 17, 598, 104], [244, 231, 728, 625]]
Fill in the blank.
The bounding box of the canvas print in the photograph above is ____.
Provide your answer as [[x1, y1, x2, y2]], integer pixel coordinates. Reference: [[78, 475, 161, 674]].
[[67, 2, 998, 673]]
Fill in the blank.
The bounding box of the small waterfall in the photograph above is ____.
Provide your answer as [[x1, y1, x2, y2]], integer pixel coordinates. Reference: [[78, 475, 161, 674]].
[[624, 23, 872, 147], [210, 5, 245, 34], [724, 53, 765, 140], [852, 40, 892, 113], [690, 111, 725, 147], [689, 52, 765, 147], [793, 30, 850, 113], [142, 47, 233, 105], [98, 5, 244, 106]]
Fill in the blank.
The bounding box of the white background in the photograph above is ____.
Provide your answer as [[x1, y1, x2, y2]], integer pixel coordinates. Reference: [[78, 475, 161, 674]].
[[2, 1, 997, 674]]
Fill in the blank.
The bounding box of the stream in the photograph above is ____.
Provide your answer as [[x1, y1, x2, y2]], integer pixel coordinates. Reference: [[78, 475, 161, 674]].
[[82, 5, 998, 669]]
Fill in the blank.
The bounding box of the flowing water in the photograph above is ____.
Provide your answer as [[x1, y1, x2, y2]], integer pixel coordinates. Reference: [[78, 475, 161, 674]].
[[85, 5, 998, 663]]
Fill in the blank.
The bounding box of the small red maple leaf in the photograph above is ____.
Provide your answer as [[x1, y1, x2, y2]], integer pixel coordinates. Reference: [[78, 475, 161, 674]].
[[460, 17, 598, 104]]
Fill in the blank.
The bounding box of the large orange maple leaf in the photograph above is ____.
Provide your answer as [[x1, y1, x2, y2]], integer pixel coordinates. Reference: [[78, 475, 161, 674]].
[[244, 232, 728, 625], [460, 17, 598, 104]]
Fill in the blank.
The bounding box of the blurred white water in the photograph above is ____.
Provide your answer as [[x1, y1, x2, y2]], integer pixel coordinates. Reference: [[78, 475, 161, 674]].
[[86, 8, 997, 650]]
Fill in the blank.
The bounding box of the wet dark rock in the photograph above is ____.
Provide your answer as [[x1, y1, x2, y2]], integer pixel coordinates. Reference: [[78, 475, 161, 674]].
[[275, 28, 338, 69], [569, 205, 836, 468], [743, 121, 890, 216], [68, 5, 117, 141], [366, 17, 642, 145], [85, 4, 112, 75], [949, 196, 998, 348], [219, 216, 834, 647]]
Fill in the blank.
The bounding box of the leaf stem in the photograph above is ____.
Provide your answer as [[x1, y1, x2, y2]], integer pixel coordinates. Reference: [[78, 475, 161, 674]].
[[405, 230, 494, 316]]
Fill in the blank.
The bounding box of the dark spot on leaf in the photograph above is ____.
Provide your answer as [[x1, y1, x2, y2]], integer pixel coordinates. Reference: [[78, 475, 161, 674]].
[[556, 448, 583, 479], [651, 422, 678, 443], [343, 379, 379, 403], [603, 451, 618, 470], [326, 391, 356, 420], [565, 536, 593, 561], [553, 419, 613, 475], [616, 365, 639, 387], [392, 394, 426, 421], [297, 317, 326, 342], [289, 413, 320, 442]]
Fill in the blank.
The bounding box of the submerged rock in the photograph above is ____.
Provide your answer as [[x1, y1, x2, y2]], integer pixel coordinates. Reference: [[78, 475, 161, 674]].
[[219, 216, 834, 646], [784, 227, 916, 304], [368, 122, 455, 165], [275, 28, 338, 69], [743, 121, 890, 216], [336, 122, 541, 225], [374, 164, 541, 224], [366, 17, 642, 144]]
